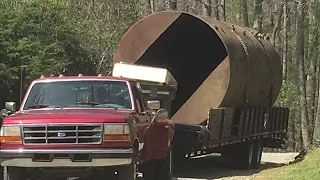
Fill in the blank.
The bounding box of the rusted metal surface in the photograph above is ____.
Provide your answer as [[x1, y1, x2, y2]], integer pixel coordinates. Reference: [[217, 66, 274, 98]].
[[113, 11, 282, 125]]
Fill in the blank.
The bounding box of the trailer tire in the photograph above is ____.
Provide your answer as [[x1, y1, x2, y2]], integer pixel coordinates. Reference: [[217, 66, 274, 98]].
[[236, 142, 254, 170], [251, 140, 263, 169], [3, 167, 26, 180]]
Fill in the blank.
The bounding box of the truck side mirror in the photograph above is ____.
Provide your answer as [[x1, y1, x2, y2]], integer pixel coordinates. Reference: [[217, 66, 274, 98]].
[[147, 100, 160, 110], [156, 108, 169, 121], [151, 108, 169, 124], [5, 102, 16, 113]]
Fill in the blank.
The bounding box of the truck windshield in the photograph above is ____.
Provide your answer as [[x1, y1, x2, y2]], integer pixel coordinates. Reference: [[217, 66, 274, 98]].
[[23, 80, 132, 110]]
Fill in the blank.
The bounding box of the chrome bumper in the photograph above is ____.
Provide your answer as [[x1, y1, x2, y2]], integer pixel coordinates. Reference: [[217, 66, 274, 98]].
[[0, 148, 133, 168]]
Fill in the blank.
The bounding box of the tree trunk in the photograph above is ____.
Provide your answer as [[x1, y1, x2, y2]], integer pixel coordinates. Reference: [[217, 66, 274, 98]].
[[271, 2, 284, 45], [221, 0, 226, 21], [203, 0, 212, 17], [141, 0, 152, 16], [282, 0, 288, 83], [241, 0, 249, 26], [253, 0, 263, 32], [296, 0, 310, 151], [213, 0, 220, 20], [150, 0, 155, 13], [168, 0, 177, 10]]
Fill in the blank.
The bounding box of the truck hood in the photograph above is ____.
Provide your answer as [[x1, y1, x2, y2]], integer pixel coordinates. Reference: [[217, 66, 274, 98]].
[[3, 108, 135, 124]]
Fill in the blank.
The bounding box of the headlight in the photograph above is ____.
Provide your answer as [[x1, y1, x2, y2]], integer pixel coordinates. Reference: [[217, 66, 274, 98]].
[[0, 126, 21, 143], [103, 124, 130, 141]]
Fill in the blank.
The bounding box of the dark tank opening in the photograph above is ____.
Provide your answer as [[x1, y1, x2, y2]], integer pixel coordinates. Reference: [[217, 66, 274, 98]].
[[136, 13, 228, 117]]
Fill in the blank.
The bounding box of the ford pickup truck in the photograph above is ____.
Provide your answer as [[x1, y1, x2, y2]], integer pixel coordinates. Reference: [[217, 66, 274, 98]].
[[0, 64, 175, 180]]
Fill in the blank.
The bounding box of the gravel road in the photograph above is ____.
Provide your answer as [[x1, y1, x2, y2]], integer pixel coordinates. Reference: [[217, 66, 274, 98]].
[[173, 152, 298, 180]]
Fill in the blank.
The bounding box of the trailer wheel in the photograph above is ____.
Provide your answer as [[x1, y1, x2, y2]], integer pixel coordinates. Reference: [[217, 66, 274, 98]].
[[236, 142, 254, 170], [3, 167, 26, 180], [251, 140, 263, 169]]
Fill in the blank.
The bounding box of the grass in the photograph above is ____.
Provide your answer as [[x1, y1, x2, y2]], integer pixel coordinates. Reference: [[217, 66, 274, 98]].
[[256, 148, 320, 180]]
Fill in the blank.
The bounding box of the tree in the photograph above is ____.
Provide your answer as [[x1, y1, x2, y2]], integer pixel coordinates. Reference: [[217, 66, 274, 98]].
[[241, 0, 249, 26], [253, 0, 264, 32], [295, 0, 309, 151]]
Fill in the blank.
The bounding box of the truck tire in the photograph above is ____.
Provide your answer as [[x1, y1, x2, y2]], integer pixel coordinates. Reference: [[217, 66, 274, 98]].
[[117, 147, 137, 180], [251, 140, 263, 169], [143, 147, 173, 180], [117, 161, 136, 180], [236, 142, 254, 170], [3, 167, 25, 180], [159, 146, 173, 180]]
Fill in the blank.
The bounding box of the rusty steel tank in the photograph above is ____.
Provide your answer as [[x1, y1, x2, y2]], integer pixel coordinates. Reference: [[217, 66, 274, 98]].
[[113, 11, 282, 125]]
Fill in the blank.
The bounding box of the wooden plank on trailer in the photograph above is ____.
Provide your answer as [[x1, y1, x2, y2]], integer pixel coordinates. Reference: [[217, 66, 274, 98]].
[[253, 108, 259, 134], [270, 108, 275, 131], [250, 108, 256, 134], [244, 108, 251, 135], [256, 108, 261, 133], [284, 108, 289, 132], [209, 108, 223, 140], [263, 109, 269, 132], [276, 107, 281, 131], [257, 108, 264, 133], [274, 108, 278, 131], [279, 107, 284, 131], [221, 107, 234, 138], [237, 108, 246, 136], [270, 108, 274, 132]]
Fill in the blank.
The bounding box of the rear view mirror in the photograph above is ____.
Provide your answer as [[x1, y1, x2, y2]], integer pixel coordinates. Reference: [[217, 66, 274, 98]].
[[5, 102, 16, 113], [147, 100, 160, 110]]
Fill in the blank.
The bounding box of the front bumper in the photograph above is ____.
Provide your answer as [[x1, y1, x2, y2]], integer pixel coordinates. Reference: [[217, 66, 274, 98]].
[[0, 148, 133, 168]]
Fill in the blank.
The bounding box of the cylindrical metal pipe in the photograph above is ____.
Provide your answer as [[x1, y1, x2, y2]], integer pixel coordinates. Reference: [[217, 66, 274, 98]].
[[114, 11, 282, 125]]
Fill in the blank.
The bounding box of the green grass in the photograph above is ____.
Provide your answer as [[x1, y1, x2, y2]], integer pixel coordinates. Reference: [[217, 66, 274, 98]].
[[256, 148, 320, 180]]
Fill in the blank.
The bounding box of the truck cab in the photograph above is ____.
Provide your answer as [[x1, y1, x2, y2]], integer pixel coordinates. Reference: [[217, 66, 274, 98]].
[[0, 65, 175, 180]]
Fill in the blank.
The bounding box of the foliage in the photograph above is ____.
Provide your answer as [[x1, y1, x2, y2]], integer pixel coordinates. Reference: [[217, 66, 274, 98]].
[[0, 0, 140, 108], [256, 148, 320, 180]]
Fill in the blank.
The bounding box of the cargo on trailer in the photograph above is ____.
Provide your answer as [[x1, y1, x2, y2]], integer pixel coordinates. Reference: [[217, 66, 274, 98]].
[[114, 11, 282, 125]]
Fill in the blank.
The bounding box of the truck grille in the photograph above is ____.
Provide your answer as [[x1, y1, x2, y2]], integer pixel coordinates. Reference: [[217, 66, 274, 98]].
[[22, 124, 103, 145]]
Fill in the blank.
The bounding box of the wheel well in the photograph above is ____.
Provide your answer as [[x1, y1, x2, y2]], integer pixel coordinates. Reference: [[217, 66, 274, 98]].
[[132, 138, 139, 152]]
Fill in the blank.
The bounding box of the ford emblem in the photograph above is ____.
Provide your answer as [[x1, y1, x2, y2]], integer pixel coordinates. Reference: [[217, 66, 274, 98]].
[[57, 132, 66, 137]]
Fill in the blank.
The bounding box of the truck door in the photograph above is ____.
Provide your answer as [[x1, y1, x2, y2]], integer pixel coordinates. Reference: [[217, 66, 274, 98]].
[[131, 83, 151, 150]]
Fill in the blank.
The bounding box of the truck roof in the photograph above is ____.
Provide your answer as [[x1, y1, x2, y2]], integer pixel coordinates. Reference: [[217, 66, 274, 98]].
[[32, 75, 131, 83]]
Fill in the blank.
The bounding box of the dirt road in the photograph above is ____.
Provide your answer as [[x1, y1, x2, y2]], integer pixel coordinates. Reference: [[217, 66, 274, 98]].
[[174, 152, 298, 180]]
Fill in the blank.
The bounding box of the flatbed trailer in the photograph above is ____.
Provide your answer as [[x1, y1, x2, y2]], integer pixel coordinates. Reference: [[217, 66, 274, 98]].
[[113, 62, 289, 171], [112, 10, 290, 172]]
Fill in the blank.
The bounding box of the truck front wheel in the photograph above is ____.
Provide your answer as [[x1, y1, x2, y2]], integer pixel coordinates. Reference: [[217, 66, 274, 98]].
[[117, 147, 138, 180], [143, 146, 173, 180], [3, 167, 26, 180], [117, 162, 137, 180]]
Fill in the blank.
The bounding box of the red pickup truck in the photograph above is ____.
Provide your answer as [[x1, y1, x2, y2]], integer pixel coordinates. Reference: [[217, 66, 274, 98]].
[[0, 72, 174, 180]]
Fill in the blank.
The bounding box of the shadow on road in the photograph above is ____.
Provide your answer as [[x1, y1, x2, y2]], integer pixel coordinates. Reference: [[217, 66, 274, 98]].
[[173, 154, 288, 180]]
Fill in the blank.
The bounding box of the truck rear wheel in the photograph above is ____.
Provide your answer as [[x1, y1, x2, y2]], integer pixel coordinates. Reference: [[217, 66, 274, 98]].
[[3, 167, 26, 180], [251, 140, 263, 169]]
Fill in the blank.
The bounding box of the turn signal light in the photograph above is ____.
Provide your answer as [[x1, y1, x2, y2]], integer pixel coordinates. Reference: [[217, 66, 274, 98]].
[[0, 136, 21, 143], [103, 134, 130, 141], [0, 126, 22, 143]]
